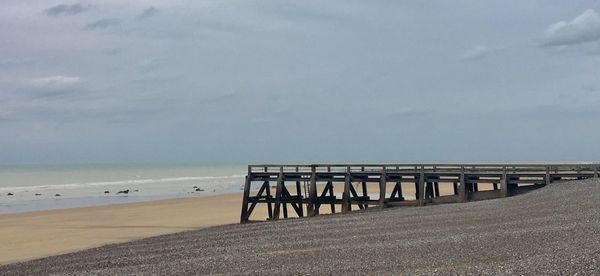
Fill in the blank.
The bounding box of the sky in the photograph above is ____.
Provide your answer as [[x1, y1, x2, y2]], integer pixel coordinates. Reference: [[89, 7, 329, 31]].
[[1, 1, 600, 164]]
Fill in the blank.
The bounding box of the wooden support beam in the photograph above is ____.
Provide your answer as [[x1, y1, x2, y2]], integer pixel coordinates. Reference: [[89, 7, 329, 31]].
[[264, 181, 273, 219], [240, 172, 251, 223], [433, 182, 440, 197], [349, 183, 365, 209], [308, 166, 318, 216], [328, 183, 336, 213], [418, 166, 426, 206], [595, 165, 599, 178], [545, 166, 551, 185], [295, 181, 303, 217], [272, 167, 284, 220], [458, 168, 467, 203], [426, 182, 433, 199], [453, 182, 458, 195], [246, 182, 268, 219], [343, 166, 351, 213], [379, 167, 386, 208], [361, 166, 368, 208], [500, 167, 508, 198]]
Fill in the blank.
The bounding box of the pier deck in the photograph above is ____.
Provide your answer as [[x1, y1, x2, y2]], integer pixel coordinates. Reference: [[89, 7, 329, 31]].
[[240, 163, 599, 223]]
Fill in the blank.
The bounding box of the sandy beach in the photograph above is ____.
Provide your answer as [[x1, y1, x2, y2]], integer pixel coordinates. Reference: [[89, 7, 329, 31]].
[[2, 178, 597, 274], [0, 182, 464, 265], [0, 192, 261, 265]]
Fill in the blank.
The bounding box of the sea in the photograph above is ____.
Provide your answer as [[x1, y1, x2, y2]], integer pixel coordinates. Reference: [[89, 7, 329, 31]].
[[0, 163, 247, 214]]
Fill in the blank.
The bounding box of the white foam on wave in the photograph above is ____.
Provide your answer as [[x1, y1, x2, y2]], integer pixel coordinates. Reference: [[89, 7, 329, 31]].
[[0, 174, 246, 192]]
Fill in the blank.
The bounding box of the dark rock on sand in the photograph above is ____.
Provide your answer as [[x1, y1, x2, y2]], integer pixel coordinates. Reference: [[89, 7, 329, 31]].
[[7, 192, 13, 196], [35, 193, 41, 196], [104, 191, 109, 194], [2, 178, 599, 275], [195, 188, 204, 192], [117, 189, 129, 195], [54, 194, 60, 197]]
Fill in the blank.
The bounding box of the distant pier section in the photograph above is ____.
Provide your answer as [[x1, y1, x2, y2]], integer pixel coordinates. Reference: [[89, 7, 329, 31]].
[[240, 163, 599, 223]]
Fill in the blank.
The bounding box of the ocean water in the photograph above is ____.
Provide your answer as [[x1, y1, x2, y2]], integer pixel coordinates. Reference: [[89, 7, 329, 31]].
[[0, 163, 247, 214]]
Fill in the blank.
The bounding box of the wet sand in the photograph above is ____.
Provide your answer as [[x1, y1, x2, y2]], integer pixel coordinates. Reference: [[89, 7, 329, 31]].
[[0, 192, 259, 264]]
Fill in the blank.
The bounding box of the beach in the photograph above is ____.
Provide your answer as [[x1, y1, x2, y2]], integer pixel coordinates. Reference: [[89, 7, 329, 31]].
[[2, 178, 597, 274], [0, 192, 262, 264], [0, 179, 463, 264]]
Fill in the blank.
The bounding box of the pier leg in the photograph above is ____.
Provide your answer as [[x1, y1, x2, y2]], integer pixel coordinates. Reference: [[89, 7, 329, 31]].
[[414, 181, 419, 200], [343, 167, 351, 213], [500, 167, 508, 198], [434, 182, 440, 197], [264, 181, 273, 219], [418, 169, 426, 206], [295, 181, 303, 217], [458, 172, 467, 203], [328, 183, 336, 213], [240, 175, 251, 223], [595, 166, 599, 178], [349, 183, 364, 209], [394, 181, 404, 200], [308, 166, 318, 216], [545, 167, 551, 185], [426, 182, 433, 199], [379, 169, 386, 208], [361, 181, 368, 208], [272, 169, 284, 220], [453, 182, 458, 195]]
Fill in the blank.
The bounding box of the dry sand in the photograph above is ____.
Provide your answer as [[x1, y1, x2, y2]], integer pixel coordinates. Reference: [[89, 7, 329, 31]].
[[0, 193, 260, 265]]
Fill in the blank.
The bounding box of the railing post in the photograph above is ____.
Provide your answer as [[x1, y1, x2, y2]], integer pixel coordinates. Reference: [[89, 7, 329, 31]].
[[595, 165, 599, 178], [458, 166, 467, 203], [272, 166, 284, 220], [545, 166, 551, 185], [379, 166, 387, 208], [308, 165, 317, 216], [343, 166, 351, 213], [500, 166, 508, 198], [240, 166, 252, 223], [418, 166, 426, 206]]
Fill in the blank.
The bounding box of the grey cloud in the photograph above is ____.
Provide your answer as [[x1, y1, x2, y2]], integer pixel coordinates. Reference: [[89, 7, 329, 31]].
[[104, 48, 122, 55], [541, 9, 600, 47], [0, 58, 34, 67], [45, 3, 85, 16], [85, 18, 121, 30], [136, 7, 158, 20], [460, 45, 490, 61]]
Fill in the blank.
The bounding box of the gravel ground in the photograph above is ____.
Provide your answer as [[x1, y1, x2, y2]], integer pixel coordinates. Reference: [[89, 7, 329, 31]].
[[2, 178, 599, 275]]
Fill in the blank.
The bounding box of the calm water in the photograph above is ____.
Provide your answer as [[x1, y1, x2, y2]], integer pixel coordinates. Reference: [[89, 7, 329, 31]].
[[0, 163, 247, 214]]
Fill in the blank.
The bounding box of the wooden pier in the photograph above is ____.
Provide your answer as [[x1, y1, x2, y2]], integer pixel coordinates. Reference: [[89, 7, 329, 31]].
[[240, 163, 599, 223]]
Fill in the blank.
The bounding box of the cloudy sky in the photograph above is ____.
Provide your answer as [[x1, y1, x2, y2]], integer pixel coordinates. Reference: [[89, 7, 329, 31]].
[[1, 1, 599, 164]]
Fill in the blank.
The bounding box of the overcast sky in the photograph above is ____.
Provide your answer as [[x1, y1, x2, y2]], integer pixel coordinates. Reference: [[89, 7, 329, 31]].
[[1, 1, 600, 164]]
